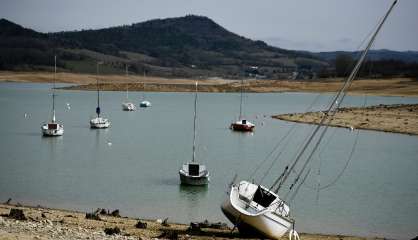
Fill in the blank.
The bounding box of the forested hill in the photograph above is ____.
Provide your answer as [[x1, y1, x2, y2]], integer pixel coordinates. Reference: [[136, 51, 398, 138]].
[[0, 16, 326, 78]]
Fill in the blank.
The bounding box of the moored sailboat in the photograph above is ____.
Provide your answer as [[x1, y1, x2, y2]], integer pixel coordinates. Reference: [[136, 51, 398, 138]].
[[122, 65, 136, 111], [221, 1, 398, 239], [230, 79, 254, 131], [41, 55, 64, 137], [90, 61, 111, 128], [179, 82, 210, 186]]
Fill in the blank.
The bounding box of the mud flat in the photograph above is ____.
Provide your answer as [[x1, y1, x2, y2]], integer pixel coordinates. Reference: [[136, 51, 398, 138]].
[[0, 203, 383, 240], [273, 104, 418, 135], [1, 71, 418, 96]]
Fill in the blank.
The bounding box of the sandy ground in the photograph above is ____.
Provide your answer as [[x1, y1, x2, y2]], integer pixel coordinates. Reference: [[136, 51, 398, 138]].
[[0, 203, 382, 240], [273, 104, 418, 135], [1, 71, 418, 96]]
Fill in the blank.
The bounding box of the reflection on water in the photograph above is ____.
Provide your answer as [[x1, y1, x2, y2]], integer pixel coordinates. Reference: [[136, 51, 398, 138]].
[[179, 185, 208, 220]]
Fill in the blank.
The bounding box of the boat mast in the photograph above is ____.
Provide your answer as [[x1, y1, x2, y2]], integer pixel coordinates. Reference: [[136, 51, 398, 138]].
[[52, 55, 56, 123], [126, 64, 129, 99], [273, 0, 398, 193], [239, 78, 243, 120], [96, 62, 101, 117], [192, 81, 198, 163]]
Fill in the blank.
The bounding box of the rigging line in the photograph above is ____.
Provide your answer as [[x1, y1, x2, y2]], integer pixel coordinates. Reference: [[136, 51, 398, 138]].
[[249, 92, 323, 181], [302, 94, 367, 191], [287, 168, 311, 203], [279, 0, 397, 192]]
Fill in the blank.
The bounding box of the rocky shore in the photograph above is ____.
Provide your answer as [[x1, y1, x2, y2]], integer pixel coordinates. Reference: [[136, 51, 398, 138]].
[[0, 203, 383, 240], [273, 104, 418, 135]]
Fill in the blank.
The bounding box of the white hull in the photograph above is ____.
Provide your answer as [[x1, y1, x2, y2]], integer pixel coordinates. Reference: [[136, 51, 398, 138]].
[[179, 163, 209, 186], [122, 102, 136, 111], [41, 123, 64, 136], [90, 117, 110, 128], [140, 100, 151, 107], [221, 181, 292, 239]]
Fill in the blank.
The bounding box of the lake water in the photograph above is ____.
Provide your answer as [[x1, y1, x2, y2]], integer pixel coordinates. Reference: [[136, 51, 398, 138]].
[[0, 82, 417, 239]]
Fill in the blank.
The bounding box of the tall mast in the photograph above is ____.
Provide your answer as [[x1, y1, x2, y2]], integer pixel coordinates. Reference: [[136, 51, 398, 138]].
[[274, 0, 398, 193], [192, 81, 198, 163], [96, 62, 101, 117], [126, 64, 129, 99], [52, 55, 56, 122], [239, 78, 243, 120]]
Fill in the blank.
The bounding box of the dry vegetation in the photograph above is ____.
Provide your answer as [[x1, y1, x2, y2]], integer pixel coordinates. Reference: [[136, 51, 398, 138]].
[[1, 72, 417, 96]]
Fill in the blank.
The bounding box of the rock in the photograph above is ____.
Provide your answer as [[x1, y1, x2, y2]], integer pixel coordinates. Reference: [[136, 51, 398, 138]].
[[4, 198, 12, 204], [85, 212, 101, 221], [111, 209, 121, 217], [104, 226, 121, 235], [135, 220, 147, 229], [156, 219, 163, 223], [187, 222, 201, 233], [8, 208, 27, 220], [158, 230, 178, 240], [162, 217, 169, 227], [41, 213, 47, 218], [100, 208, 108, 215]]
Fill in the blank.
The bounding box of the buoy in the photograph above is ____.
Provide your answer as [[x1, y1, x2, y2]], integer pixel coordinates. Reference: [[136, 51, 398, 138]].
[[66, 103, 71, 110]]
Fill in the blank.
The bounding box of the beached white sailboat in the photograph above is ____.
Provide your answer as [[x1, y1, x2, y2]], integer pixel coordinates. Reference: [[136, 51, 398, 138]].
[[42, 55, 64, 136], [221, 1, 397, 239], [90, 62, 111, 128], [230, 79, 254, 132], [122, 65, 136, 111], [179, 82, 210, 186]]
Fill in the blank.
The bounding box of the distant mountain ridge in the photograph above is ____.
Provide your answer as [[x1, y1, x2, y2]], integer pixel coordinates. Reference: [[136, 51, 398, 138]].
[[314, 49, 418, 63], [0, 16, 416, 79], [0, 16, 327, 78]]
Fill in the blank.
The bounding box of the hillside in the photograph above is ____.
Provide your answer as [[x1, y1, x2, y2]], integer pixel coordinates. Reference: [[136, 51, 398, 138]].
[[314, 49, 418, 63], [0, 16, 326, 78]]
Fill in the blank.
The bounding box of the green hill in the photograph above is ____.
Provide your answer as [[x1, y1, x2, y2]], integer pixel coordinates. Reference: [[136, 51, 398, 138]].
[[0, 16, 326, 78]]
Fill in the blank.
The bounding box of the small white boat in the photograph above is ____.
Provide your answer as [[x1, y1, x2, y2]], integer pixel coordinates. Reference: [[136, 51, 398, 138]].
[[90, 117, 110, 128], [90, 61, 110, 129], [42, 55, 64, 137], [122, 65, 136, 111], [179, 82, 210, 186], [139, 100, 151, 108], [221, 181, 292, 238], [139, 76, 152, 108], [122, 102, 136, 111], [179, 163, 210, 185]]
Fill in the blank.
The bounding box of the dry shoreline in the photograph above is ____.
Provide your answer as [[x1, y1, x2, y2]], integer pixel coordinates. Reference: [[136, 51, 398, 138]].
[[0, 203, 382, 240], [273, 104, 418, 136], [1, 71, 418, 96]]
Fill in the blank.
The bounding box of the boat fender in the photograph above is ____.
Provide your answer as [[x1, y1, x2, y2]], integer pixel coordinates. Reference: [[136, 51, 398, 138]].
[[289, 229, 300, 240]]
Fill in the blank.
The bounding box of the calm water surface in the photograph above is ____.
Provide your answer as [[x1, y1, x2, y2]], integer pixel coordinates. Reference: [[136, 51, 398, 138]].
[[0, 82, 417, 239]]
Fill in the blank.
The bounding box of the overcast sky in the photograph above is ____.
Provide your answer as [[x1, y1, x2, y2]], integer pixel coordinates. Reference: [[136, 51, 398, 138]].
[[1, 0, 417, 52]]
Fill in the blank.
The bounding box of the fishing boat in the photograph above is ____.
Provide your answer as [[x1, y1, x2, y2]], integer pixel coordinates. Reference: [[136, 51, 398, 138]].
[[179, 82, 210, 186], [140, 72, 152, 107], [41, 55, 64, 136], [90, 62, 111, 128], [230, 79, 254, 131], [221, 1, 397, 239], [122, 65, 136, 111]]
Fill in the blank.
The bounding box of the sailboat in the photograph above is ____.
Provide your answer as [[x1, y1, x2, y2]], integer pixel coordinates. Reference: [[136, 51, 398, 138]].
[[90, 61, 111, 128], [179, 82, 210, 186], [230, 79, 254, 131], [41, 55, 64, 136], [122, 65, 136, 111], [140, 72, 152, 107], [221, 1, 397, 239]]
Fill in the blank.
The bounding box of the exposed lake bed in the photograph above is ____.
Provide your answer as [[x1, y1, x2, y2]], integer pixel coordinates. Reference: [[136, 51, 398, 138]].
[[0, 82, 417, 239]]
